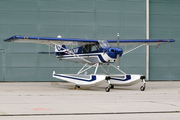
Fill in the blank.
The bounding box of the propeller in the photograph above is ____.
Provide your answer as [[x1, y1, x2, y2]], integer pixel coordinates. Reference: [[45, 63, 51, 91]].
[[117, 33, 120, 69], [107, 61, 109, 75]]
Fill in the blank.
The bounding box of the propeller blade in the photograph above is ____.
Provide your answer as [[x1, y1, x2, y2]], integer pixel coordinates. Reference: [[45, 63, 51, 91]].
[[107, 61, 110, 75], [117, 33, 120, 68], [117, 33, 119, 48]]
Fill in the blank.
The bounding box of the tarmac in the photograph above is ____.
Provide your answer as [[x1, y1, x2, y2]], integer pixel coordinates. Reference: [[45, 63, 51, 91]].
[[0, 81, 180, 120]]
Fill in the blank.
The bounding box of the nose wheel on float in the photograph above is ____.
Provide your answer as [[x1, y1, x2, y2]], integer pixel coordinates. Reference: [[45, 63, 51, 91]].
[[105, 76, 111, 92], [105, 84, 114, 92], [73, 85, 81, 90], [140, 76, 146, 91], [105, 87, 110, 92]]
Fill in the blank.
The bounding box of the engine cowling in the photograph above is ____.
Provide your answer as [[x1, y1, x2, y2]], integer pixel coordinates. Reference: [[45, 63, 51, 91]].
[[108, 47, 123, 58]]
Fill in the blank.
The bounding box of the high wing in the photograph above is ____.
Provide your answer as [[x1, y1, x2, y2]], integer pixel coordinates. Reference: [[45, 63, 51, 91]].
[[4, 36, 98, 46], [4, 35, 175, 46], [108, 39, 175, 46]]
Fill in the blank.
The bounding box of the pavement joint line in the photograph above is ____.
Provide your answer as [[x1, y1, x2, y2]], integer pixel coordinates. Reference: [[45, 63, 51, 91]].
[[1, 111, 180, 116]]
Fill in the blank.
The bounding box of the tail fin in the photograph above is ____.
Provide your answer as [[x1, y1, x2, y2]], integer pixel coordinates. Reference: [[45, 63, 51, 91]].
[[55, 45, 67, 57], [52, 71, 55, 77]]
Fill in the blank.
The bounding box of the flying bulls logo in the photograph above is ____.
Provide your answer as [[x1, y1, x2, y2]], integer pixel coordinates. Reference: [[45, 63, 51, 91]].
[[56, 45, 61, 51], [55, 45, 67, 52]]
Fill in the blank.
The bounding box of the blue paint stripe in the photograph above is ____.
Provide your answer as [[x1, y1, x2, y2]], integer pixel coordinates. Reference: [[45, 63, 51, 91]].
[[110, 75, 131, 81], [54, 74, 97, 82], [98, 55, 106, 63]]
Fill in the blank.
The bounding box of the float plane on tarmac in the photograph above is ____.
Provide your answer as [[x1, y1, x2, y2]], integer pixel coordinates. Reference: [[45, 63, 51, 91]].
[[4, 34, 175, 92]]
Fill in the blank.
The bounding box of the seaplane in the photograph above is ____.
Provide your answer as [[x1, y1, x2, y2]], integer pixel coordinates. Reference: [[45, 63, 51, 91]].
[[4, 34, 175, 92]]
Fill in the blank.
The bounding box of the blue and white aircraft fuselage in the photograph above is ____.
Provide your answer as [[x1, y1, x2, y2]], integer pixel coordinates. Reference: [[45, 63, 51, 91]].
[[4, 35, 175, 92], [55, 40, 123, 64]]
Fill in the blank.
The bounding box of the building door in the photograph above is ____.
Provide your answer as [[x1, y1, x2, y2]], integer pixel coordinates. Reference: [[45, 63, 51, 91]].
[[0, 49, 5, 81]]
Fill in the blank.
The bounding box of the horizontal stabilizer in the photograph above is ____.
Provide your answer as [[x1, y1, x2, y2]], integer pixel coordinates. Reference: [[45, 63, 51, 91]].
[[52, 71, 56, 77], [38, 52, 55, 54]]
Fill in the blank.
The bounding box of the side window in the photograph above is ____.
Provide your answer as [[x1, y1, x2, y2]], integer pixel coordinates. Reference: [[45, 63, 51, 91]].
[[91, 44, 99, 51], [82, 43, 99, 53], [82, 44, 91, 53]]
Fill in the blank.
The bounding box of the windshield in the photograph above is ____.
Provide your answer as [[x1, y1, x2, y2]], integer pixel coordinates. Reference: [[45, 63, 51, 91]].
[[98, 40, 110, 48]]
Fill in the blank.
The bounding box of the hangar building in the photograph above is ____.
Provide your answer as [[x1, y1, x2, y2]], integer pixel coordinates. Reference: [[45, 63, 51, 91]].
[[0, 0, 179, 81]]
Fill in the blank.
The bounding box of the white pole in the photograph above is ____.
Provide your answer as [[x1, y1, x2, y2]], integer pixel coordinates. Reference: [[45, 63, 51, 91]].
[[146, 0, 149, 81]]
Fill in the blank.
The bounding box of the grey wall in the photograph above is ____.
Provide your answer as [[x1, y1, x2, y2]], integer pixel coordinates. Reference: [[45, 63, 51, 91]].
[[0, 0, 179, 81], [149, 0, 180, 80]]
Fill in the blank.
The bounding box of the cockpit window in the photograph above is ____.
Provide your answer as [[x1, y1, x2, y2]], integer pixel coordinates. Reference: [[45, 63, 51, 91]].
[[82, 43, 99, 53]]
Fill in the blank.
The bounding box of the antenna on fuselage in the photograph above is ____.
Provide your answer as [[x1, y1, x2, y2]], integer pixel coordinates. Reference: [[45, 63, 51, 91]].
[[85, 34, 88, 39]]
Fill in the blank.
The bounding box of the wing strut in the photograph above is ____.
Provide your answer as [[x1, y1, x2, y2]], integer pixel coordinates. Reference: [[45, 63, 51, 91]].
[[77, 63, 88, 75], [94, 63, 99, 75], [100, 65, 108, 74], [110, 63, 126, 75], [122, 43, 147, 56], [76, 63, 97, 75]]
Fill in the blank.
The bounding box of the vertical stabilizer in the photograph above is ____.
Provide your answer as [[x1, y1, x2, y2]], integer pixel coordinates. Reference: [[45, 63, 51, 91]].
[[52, 71, 56, 77], [55, 45, 67, 57]]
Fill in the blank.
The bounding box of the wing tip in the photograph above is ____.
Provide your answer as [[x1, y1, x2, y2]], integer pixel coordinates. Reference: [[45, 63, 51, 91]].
[[168, 39, 175, 42], [4, 36, 15, 42]]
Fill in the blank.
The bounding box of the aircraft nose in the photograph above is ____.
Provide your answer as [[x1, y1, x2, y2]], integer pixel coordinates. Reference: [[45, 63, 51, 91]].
[[108, 48, 123, 58]]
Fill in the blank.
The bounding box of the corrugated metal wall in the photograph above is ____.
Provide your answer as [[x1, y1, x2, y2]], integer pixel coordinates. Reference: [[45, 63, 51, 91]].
[[0, 0, 179, 81], [149, 0, 180, 80]]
